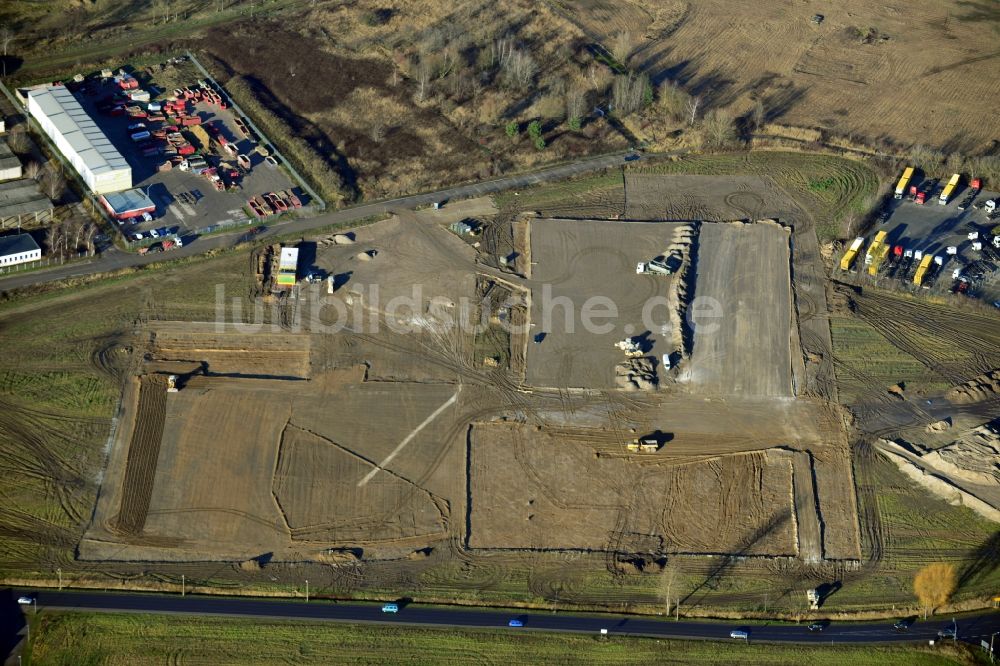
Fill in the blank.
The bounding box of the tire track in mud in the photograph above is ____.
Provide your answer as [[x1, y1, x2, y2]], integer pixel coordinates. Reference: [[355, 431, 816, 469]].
[[115, 376, 167, 535]]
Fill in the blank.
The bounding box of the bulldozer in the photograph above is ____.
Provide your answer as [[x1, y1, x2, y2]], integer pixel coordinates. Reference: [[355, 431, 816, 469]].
[[615, 337, 643, 358]]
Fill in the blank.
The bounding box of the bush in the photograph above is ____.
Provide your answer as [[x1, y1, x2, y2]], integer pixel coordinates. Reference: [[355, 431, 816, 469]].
[[527, 120, 542, 139], [505, 121, 519, 138], [534, 137, 546, 151]]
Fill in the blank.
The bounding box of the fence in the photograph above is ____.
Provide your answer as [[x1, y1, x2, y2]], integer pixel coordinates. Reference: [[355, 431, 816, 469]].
[[185, 51, 326, 211]]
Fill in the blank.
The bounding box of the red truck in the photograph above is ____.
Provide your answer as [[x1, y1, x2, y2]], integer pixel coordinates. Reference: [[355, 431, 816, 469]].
[[181, 116, 203, 126]]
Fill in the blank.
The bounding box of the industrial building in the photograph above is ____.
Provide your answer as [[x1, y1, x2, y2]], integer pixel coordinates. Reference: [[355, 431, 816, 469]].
[[0, 180, 53, 228], [0, 233, 41, 267], [26, 85, 131, 194], [100, 188, 156, 220]]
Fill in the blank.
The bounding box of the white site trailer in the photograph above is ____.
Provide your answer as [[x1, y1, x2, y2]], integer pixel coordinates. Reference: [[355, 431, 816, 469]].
[[26, 85, 132, 194]]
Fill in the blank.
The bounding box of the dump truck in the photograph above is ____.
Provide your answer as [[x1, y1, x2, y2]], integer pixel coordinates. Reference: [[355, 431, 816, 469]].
[[913, 254, 934, 286], [840, 236, 864, 271], [939, 173, 961, 205], [895, 166, 915, 199]]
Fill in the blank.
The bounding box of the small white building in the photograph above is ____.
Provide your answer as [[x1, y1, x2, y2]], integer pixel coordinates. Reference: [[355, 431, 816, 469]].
[[26, 85, 131, 194], [0, 233, 42, 267]]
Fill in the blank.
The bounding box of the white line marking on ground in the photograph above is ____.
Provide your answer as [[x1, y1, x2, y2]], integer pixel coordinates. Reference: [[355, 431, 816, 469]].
[[357, 387, 461, 487]]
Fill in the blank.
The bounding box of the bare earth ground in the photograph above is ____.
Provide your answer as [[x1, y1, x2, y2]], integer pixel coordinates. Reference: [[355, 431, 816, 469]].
[[624, 175, 798, 222], [469, 423, 798, 557], [525, 218, 684, 389], [560, 0, 1000, 152], [683, 222, 793, 399], [71, 173, 872, 615]]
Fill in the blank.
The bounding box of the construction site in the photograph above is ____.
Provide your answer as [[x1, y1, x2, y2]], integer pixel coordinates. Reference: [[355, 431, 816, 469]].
[[3, 155, 996, 616]]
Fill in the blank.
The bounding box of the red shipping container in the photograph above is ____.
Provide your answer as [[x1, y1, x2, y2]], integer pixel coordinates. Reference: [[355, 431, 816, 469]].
[[177, 143, 195, 155], [181, 116, 203, 126]]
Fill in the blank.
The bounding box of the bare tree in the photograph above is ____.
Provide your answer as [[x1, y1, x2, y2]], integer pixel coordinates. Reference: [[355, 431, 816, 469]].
[[7, 125, 29, 154], [83, 222, 97, 256], [659, 562, 680, 615], [42, 165, 66, 203], [0, 26, 13, 57], [45, 224, 59, 257], [611, 72, 649, 116], [658, 81, 691, 123], [701, 108, 736, 148], [415, 56, 433, 103], [685, 95, 702, 126], [501, 49, 537, 90], [610, 30, 634, 65], [25, 160, 43, 181], [565, 86, 587, 127], [751, 98, 766, 133]]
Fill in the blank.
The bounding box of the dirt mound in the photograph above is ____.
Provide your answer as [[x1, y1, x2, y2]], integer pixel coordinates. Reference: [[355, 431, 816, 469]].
[[946, 369, 1000, 404], [926, 419, 952, 433], [923, 426, 1000, 487], [615, 357, 657, 391]]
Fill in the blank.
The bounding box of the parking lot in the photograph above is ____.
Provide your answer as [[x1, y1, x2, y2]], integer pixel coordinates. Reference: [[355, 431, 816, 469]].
[[859, 177, 1000, 304], [73, 69, 304, 243]]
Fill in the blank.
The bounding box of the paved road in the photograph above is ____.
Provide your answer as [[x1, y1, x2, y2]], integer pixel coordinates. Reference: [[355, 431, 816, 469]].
[[0, 151, 635, 293], [8, 588, 1000, 646]]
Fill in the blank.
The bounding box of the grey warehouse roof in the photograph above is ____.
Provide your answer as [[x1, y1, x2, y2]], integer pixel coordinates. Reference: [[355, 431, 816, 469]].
[[102, 188, 155, 214], [0, 140, 20, 175], [28, 85, 129, 176], [0, 232, 41, 256]]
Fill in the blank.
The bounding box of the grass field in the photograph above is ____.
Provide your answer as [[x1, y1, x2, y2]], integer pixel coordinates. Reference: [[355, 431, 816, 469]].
[[500, 152, 878, 241], [26, 612, 971, 666], [829, 316, 950, 404]]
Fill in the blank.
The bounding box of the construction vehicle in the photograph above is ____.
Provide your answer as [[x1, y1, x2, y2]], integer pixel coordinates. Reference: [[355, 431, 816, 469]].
[[166, 375, 179, 392], [626, 438, 661, 453], [939, 173, 961, 205], [986, 200, 997, 215], [913, 254, 934, 286], [895, 166, 915, 199], [615, 337, 643, 358], [637, 252, 682, 275], [840, 236, 864, 271]]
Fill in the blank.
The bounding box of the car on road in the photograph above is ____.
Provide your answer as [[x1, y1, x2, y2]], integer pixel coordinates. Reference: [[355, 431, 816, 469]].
[[730, 629, 749, 640], [381, 603, 399, 614], [892, 619, 912, 632], [937, 626, 957, 640], [624, 153, 641, 162], [508, 619, 524, 627], [533, 332, 546, 344], [17, 596, 33, 605], [807, 622, 826, 632]]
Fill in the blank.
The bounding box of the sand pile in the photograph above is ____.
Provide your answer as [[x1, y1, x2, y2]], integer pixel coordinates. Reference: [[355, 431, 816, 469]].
[[946, 369, 1000, 404]]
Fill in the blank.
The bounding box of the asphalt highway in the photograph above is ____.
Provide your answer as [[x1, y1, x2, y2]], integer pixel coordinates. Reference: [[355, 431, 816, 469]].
[[9, 589, 1000, 646], [0, 150, 638, 293]]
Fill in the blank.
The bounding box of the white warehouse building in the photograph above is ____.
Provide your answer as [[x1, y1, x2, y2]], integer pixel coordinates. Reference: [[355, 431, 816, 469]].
[[26, 85, 131, 194]]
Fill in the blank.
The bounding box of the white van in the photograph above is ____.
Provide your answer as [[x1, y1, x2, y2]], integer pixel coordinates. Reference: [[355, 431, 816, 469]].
[[730, 629, 749, 640]]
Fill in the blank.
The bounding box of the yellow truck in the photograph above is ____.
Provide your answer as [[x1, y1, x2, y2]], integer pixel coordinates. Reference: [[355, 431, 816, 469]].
[[939, 173, 960, 205], [840, 236, 865, 271], [895, 166, 915, 199], [913, 254, 934, 286], [864, 231, 889, 276]]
